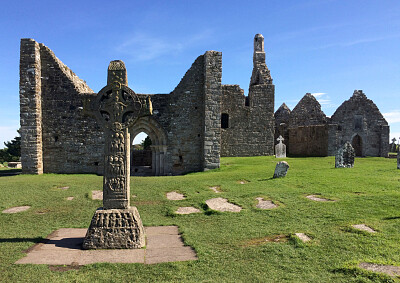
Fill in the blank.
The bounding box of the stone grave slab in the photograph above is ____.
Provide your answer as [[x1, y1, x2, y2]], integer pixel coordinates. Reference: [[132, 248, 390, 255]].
[[15, 226, 197, 265], [205, 198, 242, 212], [166, 191, 185, 200], [2, 206, 30, 213], [295, 233, 311, 242], [91, 190, 103, 200], [58, 186, 69, 190], [306, 195, 334, 202], [175, 207, 201, 215], [359, 262, 400, 277], [256, 197, 277, 209], [66, 197, 74, 201], [273, 161, 289, 178], [352, 224, 376, 233], [209, 186, 221, 193]]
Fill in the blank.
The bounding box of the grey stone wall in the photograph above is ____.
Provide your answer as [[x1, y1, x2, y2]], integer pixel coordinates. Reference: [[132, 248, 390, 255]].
[[220, 34, 275, 157], [329, 90, 389, 157], [288, 125, 329, 156], [19, 39, 43, 174], [289, 93, 328, 127], [274, 103, 291, 153]]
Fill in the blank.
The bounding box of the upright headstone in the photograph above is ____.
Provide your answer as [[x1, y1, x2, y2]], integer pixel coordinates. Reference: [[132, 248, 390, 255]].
[[83, 60, 152, 249], [273, 161, 289, 178], [390, 138, 397, 152], [275, 135, 286, 158], [335, 141, 355, 168]]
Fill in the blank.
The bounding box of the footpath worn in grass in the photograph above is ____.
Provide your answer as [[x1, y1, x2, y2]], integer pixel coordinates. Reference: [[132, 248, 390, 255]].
[[0, 156, 399, 282]]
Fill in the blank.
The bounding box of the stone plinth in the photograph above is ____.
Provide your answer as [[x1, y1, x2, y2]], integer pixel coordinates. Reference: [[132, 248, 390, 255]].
[[83, 207, 145, 249]]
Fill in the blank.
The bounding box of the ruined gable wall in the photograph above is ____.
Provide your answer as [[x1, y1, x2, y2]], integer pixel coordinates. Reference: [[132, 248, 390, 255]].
[[39, 43, 104, 174], [289, 94, 327, 127], [329, 91, 389, 157]]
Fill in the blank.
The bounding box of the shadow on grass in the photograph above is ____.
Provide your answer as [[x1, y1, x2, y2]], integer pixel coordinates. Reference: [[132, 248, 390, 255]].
[[0, 169, 21, 177], [0, 236, 84, 250], [382, 216, 400, 220], [258, 177, 274, 181], [0, 237, 44, 244]]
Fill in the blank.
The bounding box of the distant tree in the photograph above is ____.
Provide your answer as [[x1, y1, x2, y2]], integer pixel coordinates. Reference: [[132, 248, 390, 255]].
[[0, 136, 21, 162], [141, 136, 152, 150]]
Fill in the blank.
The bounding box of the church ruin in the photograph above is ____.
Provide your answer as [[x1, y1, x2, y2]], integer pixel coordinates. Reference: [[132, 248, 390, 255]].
[[19, 34, 389, 176]]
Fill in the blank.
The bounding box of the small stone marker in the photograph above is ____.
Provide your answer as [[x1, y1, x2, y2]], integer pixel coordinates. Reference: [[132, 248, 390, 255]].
[[67, 197, 74, 201], [273, 161, 289, 178], [206, 198, 242, 212], [352, 224, 376, 233], [2, 206, 31, 214], [359, 262, 400, 277], [275, 135, 286, 158], [256, 197, 277, 209], [306, 195, 334, 202], [83, 60, 152, 250], [91, 190, 103, 200], [175, 207, 201, 215], [209, 186, 221, 193], [397, 151, 399, 169], [237, 180, 248, 184], [335, 141, 355, 168], [294, 233, 311, 243], [166, 191, 185, 200]]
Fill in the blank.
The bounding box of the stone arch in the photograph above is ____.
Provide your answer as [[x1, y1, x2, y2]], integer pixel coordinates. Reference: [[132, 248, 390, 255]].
[[351, 134, 363, 157], [129, 116, 168, 176]]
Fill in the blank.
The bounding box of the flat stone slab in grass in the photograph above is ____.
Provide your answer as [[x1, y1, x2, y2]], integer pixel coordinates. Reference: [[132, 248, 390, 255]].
[[166, 191, 185, 200], [91, 190, 103, 200], [2, 206, 31, 214], [66, 197, 74, 201], [237, 180, 249, 184], [306, 195, 335, 202], [359, 262, 400, 277], [175, 207, 201, 215], [205, 198, 242, 212], [15, 226, 197, 265], [295, 233, 311, 242], [352, 224, 377, 233], [58, 186, 69, 190], [209, 186, 221, 193], [256, 197, 277, 209]]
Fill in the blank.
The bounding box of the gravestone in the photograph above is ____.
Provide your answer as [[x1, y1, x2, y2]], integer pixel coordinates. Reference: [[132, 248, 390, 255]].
[[273, 161, 289, 178], [397, 151, 400, 169], [83, 60, 152, 249], [275, 135, 286, 158], [335, 141, 355, 168], [390, 138, 397, 152]]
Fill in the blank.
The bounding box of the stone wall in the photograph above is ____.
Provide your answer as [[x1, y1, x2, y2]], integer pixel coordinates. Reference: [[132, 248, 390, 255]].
[[19, 39, 43, 174], [329, 90, 389, 157], [289, 93, 328, 127], [288, 125, 329, 156], [220, 34, 275, 157], [274, 103, 291, 153]]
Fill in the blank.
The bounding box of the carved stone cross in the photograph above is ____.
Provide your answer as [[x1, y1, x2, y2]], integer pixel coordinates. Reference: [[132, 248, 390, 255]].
[[277, 135, 284, 144], [275, 135, 286, 158], [83, 60, 151, 249]]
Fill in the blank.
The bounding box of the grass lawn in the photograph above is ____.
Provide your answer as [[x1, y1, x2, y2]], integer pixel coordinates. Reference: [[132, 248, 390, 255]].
[[0, 156, 399, 282]]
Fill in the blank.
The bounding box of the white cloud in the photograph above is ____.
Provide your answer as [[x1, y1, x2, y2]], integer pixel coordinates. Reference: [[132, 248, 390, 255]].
[[311, 92, 326, 97], [383, 110, 400, 124], [115, 30, 213, 62]]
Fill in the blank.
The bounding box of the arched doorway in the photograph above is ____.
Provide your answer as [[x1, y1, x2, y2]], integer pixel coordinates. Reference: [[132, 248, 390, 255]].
[[352, 134, 363, 157], [129, 116, 167, 176], [132, 132, 153, 176]]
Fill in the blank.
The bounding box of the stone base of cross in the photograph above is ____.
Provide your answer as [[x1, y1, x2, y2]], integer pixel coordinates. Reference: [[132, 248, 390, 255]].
[[83, 60, 151, 249]]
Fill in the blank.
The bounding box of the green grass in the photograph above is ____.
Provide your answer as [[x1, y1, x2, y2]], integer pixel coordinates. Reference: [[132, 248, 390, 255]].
[[0, 156, 399, 282]]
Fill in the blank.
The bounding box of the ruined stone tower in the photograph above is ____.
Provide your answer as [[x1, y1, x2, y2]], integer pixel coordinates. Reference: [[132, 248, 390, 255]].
[[220, 34, 275, 156]]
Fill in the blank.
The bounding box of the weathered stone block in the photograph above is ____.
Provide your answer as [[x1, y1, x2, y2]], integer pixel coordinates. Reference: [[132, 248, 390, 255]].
[[82, 207, 145, 249], [273, 161, 289, 178], [335, 141, 355, 168]]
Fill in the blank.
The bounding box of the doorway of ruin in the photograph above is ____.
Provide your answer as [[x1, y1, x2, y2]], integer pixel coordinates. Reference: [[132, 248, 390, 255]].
[[352, 134, 363, 157], [129, 116, 167, 176]]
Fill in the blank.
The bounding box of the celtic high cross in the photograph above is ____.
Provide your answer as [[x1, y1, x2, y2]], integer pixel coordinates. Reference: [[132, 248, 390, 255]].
[[83, 60, 151, 249]]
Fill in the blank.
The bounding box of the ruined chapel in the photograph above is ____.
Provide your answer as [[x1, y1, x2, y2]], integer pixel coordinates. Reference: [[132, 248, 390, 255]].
[[19, 34, 389, 176]]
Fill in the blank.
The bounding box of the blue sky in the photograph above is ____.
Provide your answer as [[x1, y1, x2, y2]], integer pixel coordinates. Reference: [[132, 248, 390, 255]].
[[0, 0, 399, 148]]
